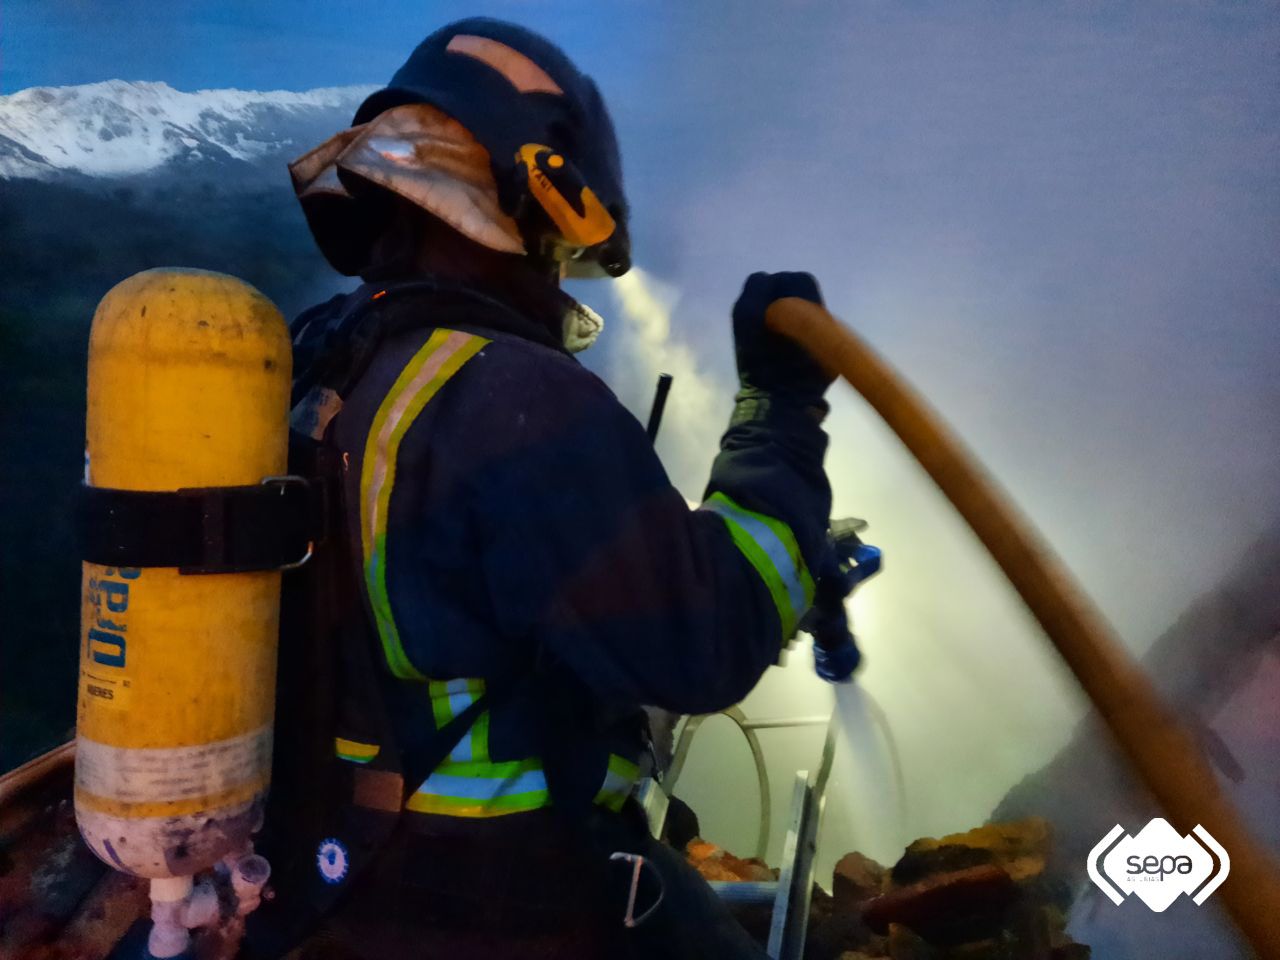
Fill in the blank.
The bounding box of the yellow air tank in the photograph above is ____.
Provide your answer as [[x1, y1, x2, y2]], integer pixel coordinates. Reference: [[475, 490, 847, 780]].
[[76, 268, 291, 881]]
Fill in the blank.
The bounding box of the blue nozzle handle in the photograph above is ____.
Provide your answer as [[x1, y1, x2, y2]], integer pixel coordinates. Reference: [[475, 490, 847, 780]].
[[813, 629, 862, 683], [842, 542, 882, 589], [804, 586, 862, 683], [803, 521, 880, 683]]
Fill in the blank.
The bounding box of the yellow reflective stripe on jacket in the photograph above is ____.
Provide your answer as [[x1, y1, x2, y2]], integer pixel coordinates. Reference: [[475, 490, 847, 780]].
[[413, 675, 538, 817], [334, 737, 380, 764], [594, 754, 640, 812], [428, 677, 490, 763], [701, 492, 815, 639], [406, 756, 550, 818], [405, 737, 640, 820], [359, 329, 489, 680]]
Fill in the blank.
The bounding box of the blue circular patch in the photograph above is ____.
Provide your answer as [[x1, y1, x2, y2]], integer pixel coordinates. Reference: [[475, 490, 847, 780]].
[[316, 838, 349, 884]]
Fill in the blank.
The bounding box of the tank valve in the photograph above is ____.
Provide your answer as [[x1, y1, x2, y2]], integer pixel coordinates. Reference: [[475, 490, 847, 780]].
[[231, 852, 272, 916], [147, 876, 219, 958]]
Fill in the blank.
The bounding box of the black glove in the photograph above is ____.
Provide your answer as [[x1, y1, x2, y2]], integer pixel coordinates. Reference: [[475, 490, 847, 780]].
[[732, 271, 835, 404]]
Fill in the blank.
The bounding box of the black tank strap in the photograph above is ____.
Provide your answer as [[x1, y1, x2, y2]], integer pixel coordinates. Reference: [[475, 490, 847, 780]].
[[76, 475, 331, 574]]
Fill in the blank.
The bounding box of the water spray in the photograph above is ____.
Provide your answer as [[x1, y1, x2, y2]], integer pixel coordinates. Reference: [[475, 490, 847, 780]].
[[802, 517, 909, 852], [832, 683, 908, 854]]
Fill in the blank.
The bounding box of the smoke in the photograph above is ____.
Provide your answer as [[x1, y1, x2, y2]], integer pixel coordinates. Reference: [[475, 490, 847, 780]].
[[586, 9, 1280, 917], [589, 267, 727, 499], [589, 259, 1086, 870]]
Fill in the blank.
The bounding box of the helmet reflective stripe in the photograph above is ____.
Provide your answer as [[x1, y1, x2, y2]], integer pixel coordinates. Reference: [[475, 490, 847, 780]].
[[359, 329, 490, 680], [701, 493, 816, 640], [446, 34, 564, 95]]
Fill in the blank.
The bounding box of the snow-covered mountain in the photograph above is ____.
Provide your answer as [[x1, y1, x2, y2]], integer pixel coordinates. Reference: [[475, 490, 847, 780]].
[[0, 80, 374, 180]]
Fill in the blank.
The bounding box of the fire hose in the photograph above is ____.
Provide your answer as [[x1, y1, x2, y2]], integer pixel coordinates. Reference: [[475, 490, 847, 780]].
[[765, 296, 1280, 958]]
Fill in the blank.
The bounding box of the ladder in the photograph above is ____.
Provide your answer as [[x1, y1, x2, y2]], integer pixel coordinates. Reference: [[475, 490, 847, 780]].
[[638, 706, 840, 960]]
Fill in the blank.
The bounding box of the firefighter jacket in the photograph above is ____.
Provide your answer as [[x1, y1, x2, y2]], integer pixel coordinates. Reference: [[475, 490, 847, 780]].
[[287, 278, 833, 824]]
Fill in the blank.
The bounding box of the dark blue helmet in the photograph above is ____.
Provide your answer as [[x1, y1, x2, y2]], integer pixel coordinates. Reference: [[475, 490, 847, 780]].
[[355, 18, 630, 277]]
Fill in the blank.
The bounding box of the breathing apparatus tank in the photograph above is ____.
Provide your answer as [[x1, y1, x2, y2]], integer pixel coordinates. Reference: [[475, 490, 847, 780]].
[[75, 269, 291, 951]]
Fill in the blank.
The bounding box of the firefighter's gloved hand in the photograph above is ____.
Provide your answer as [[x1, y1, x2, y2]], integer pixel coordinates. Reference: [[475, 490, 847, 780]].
[[813, 631, 862, 683], [732, 271, 835, 405], [803, 582, 863, 683]]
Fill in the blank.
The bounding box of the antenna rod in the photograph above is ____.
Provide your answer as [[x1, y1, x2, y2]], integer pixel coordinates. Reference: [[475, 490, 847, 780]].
[[646, 373, 674, 443]]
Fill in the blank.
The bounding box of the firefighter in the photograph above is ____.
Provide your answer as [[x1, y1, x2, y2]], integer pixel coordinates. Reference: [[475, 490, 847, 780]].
[[263, 17, 833, 959]]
